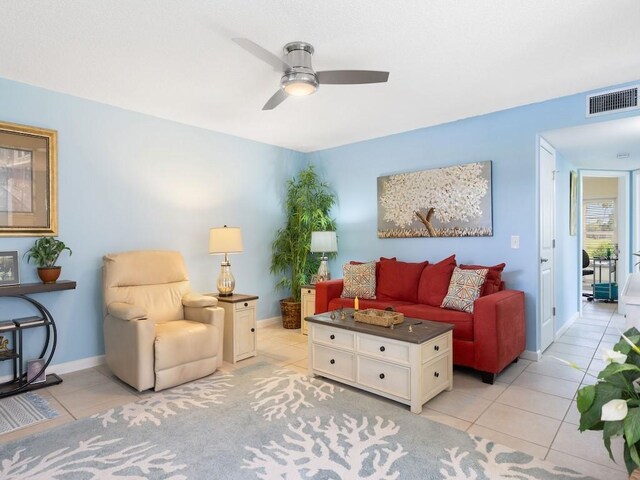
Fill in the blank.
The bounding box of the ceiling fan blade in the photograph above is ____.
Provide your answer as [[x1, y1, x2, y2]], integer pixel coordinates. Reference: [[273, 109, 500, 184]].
[[262, 89, 288, 110], [317, 70, 389, 85], [232, 38, 291, 71]]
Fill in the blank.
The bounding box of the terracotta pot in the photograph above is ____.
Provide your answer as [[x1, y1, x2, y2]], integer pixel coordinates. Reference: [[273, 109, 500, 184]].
[[280, 298, 302, 329], [37, 266, 61, 284]]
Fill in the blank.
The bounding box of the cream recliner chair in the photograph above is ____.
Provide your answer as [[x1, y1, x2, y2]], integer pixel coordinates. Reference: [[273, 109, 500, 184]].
[[103, 250, 224, 392]]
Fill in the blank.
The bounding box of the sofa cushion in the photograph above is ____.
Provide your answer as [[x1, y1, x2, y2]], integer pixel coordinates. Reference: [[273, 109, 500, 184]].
[[395, 304, 474, 342], [328, 297, 414, 312], [441, 267, 488, 313], [350, 257, 396, 283], [340, 262, 377, 299], [460, 263, 506, 296], [376, 258, 428, 303], [417, 255, 457, 307]]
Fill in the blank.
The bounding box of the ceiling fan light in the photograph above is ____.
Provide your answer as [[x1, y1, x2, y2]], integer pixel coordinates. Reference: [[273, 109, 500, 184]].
[[281, 72, 318, 96]]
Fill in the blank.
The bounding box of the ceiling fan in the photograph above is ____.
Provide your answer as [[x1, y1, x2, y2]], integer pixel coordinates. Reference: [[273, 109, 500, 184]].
[[232, 38, 390, 110]]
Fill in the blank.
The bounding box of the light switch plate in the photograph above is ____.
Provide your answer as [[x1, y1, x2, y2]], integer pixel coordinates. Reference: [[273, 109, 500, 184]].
[[511, 235, 520, 249]]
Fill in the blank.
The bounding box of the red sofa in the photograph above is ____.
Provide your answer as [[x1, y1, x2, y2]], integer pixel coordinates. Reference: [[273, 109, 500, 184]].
[[314, 256, 526, 384]]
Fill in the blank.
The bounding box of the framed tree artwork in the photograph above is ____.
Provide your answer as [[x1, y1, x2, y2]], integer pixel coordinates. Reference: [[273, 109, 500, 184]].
[[0, 121, 57, 236], [377, 161, 493, 238]]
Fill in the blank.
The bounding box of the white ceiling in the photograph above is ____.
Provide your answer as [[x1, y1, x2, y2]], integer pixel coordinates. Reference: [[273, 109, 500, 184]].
[[543, 116, 640, 170], [2, 0, 640, 152]]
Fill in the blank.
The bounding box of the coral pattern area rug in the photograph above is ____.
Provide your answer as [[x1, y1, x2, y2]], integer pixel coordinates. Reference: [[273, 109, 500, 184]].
[[0, 363, 595, 479]]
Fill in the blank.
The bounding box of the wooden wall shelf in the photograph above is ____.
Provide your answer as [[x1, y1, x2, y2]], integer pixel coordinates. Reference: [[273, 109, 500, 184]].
[[0, 280, 76, 297]]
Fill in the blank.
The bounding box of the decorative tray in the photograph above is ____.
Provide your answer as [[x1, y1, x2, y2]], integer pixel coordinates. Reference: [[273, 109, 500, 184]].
[[354, 309, 404, 327]]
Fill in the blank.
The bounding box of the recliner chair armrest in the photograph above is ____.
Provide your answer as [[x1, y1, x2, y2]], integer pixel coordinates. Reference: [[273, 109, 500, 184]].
[[107, 302, 148, 321], [185, 305, 225, 368], [182, 292, 218, 308]]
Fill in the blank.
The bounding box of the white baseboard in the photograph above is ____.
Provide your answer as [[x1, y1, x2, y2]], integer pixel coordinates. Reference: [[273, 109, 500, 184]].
[[0, 354, 106, 384], [258, 316, 281, 327], [520, 350, 541, 362], [556, 312, 580, 339]]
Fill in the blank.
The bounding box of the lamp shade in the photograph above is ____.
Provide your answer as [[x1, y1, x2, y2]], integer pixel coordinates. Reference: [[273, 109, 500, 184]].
[[310, 231, 337, 253], [209, 226, 243, 254]]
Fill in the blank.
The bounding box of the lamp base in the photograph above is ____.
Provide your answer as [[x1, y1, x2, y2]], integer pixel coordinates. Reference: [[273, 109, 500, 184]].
[[314, 256, 331, 283], [217, 260, 235, 297]]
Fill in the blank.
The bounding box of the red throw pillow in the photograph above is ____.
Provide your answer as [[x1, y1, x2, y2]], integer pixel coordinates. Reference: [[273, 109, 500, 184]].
[[376, 258, 428, 303], [417, 255, 457, 307], [460, 263, 506, 296], [350, 257, 396, 282]]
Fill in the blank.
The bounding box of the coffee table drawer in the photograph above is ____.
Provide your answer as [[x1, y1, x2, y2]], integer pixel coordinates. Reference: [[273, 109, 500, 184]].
[[312, 344, 355, 382], [422, 331, 451, 362], [422, 355, 450, 395], [358, 335, 410, 365], [312, 324, 355, 350], [357, 356, 410, 400]]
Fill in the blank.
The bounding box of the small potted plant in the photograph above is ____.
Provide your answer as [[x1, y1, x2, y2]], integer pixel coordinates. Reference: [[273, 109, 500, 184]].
[[24, 237, 72, 284]]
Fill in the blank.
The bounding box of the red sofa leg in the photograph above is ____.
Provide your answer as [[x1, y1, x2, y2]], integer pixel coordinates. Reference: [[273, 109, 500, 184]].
[[481, 372, 496, 385]]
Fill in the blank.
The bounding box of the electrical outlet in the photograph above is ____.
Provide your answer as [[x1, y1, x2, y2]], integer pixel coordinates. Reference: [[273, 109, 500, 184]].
[[511, 235, 520, 249]]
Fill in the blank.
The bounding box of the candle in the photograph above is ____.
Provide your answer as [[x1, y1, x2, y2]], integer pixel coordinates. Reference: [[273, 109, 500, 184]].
[[354, 296, 359, 310]]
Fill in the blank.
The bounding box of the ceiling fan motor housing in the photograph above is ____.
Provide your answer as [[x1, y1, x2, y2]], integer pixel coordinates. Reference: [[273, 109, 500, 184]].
[[281, 41, 318, 95]]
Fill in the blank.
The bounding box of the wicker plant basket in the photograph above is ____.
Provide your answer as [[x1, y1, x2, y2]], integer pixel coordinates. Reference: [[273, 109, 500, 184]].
[[630, 468, 640, 480], [354, 309, 404, 327], [280, 298, 302, 329]]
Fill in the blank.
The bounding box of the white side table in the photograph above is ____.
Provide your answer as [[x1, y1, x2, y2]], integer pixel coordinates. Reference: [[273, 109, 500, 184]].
[[211, 293, 258, 363], [301, 285, 316, 335]]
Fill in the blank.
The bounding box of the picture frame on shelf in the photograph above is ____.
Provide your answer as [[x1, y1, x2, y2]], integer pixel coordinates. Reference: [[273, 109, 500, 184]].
[[0, 121, 58, 237], [26, 358, 46, 384], [0, 250, 19, 286]]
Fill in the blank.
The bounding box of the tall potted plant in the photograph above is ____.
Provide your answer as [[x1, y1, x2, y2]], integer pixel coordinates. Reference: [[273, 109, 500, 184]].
[[24, 237, 72, 284], [271, 165, 336, 328]]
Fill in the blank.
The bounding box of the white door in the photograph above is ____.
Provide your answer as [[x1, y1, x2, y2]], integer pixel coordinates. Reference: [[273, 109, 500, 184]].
[[539, 140, 556, 352]]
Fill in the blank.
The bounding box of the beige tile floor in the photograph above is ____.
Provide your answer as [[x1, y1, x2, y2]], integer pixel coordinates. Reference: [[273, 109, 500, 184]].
[[0, 301, 629, 479]]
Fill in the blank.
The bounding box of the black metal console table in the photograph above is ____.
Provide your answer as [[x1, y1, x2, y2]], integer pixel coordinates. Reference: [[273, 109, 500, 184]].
[[0, 280, 76, 398]]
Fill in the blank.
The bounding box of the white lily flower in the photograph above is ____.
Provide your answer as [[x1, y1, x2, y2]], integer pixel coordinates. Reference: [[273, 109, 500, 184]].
[[602, 349, 627, 364], [601, 399, 628, 421]]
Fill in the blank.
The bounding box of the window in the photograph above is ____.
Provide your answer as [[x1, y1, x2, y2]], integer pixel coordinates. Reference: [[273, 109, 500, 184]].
[[583, 198, 617, 258]]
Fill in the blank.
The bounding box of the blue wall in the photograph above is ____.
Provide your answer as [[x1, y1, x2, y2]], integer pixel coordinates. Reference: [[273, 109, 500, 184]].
[[2, 75, 640, 366], [0, 78, 305, 367], [554, 152, 579, 331], [307, 80, 640, 354]]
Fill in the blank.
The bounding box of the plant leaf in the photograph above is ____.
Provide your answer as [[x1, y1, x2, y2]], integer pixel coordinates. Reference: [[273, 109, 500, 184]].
[[577, 385, 596, 413], [625, 407, 640, 447]]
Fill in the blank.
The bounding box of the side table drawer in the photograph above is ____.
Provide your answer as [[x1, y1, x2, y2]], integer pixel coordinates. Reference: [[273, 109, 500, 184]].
[[421, 332, 451, 362], [312, 324, 355, 350], [312, 344, 355, 381], [357, 356, 410, 400], [234, 300, 255, 311], [357, 334, 410, 365], [422, 355, 450, 396]]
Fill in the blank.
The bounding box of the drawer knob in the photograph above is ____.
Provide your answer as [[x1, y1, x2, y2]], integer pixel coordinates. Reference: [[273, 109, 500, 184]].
[[330, 334, 335, 340], [250, 328, 255, 333], [434, 371, 440, 378], [379, 373, 385, 379], [434, 345, 440, 351], [307, 289, 311, 294], [330, 359, 335, 365], [244, 302, 248, 307], [379, 346, 385, 352]]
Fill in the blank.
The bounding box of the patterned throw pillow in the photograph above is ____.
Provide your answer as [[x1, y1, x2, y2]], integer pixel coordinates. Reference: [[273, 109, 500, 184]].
[[340, 262, 376, 299], [441, 267, 488, 313]]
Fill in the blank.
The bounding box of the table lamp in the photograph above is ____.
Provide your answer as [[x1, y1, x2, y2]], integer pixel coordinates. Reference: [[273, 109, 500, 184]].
[[310, 231, 337, 283], [209, 225, 243, 296]]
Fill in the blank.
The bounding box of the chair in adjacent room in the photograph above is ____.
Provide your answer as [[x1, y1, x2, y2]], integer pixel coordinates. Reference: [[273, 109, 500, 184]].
[[582, 249, 594, 301], [102, 250, 224, 392]]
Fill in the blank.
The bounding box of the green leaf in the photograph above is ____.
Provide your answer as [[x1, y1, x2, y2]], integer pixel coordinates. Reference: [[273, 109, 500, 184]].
[[630, 443, 640, 473], [625, 408, 640, 447], [625, 443, 639, 475], [603, 420, 624, 462], [598, 363, 640, 380], [579, 382, 624, 431], [577, 385, 596, 413]]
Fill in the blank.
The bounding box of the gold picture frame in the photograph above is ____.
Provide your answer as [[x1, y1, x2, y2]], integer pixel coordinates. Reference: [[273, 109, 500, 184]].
[[0, 121, 57, 236]]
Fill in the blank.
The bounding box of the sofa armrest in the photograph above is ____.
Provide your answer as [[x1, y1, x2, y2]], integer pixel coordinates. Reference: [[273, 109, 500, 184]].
[[184, 305, 225, 368], [107, 302, 148, 321], [183, 292, 218, 308], [473, 290, 526, 375], [315, 279, 344, 313]]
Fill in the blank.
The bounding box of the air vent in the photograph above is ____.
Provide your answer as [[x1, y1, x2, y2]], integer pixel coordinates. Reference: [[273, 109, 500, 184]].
[[586, 86, 638, 117]]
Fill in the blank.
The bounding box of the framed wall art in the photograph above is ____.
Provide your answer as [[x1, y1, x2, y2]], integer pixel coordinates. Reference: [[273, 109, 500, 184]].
[[0, 121, 57, 236], [377, 161, 493, 238], [0, 250, 19, 286]]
